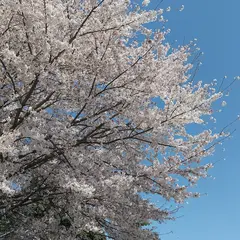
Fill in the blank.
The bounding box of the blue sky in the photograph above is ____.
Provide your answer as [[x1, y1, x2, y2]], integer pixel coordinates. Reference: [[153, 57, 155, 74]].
[[145, 0, 240, 239]]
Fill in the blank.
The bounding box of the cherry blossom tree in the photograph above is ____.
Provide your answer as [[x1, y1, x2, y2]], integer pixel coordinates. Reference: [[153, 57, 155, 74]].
[[0, 0, 226, 239]]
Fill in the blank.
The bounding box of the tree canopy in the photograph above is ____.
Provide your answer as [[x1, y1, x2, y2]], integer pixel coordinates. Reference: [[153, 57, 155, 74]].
[[0, 0, 226, 239]]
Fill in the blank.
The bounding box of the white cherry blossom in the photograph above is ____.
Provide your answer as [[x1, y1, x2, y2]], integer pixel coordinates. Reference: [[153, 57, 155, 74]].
[[0, 1, 226, 239]]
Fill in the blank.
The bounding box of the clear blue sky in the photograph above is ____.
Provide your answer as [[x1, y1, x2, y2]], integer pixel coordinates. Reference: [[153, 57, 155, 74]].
[[145, 0, 240, 239]]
